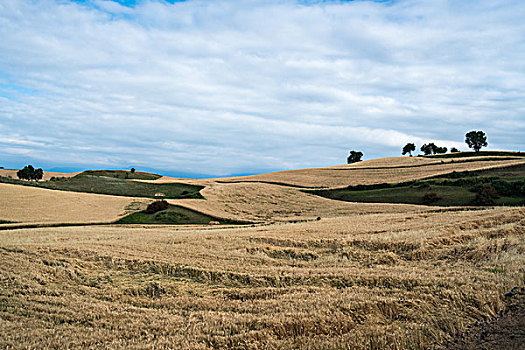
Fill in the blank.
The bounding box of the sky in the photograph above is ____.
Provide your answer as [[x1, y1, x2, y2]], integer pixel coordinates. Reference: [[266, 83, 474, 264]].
[[0, 0, 524, 177]]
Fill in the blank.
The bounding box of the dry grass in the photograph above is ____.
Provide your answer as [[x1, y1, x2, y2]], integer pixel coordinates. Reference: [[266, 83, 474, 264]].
[[0, 183, 144, 224], [0, 207, 523, 349], [205, 157, 525, 188], [169, 181, 427, 223], [165, 157, 525, 222]]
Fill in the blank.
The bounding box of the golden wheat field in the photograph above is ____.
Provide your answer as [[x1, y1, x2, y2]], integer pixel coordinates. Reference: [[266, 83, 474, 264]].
[[0, 208, 523, 349], [211, 158, 525, 188], [169, 181, 427, 223], [166, 157, 525, 222], [0, 183, 143, 225], [0, 157, 524, 349]]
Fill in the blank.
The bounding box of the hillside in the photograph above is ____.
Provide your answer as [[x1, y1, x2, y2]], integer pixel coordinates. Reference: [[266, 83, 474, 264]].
[[2, 156, 525, 225], [1, 156, 524, 349]]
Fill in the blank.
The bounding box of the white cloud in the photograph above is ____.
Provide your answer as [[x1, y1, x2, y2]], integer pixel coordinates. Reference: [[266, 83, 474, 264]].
[[0, 0, 524, 176]]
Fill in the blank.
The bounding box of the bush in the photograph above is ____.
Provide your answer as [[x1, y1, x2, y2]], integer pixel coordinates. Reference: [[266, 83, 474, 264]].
[[422, 192, 441, 205], [472, 184, 499, 206], [145, 200, 169, 214]]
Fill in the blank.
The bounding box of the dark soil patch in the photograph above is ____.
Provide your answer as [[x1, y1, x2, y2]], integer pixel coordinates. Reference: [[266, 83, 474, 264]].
[[444, 289, 525, 350]]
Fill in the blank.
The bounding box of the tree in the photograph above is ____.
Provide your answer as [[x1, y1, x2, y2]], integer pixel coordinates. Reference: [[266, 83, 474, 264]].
[[347, 150, 363, 164], [465, 130, 487, 152], [450, 147, 459, 153], [33, 168, 44, 181], [420, 143, 436, 155], [402, 143, 416, 156], [130, 168, 136, 174], [435, 146, 447, 154], [17, 165, 34, 180], [16, 165, 43, 181]]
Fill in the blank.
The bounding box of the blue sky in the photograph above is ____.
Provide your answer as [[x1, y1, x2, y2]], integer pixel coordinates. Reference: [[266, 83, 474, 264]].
[[1, 0, 524, 177]]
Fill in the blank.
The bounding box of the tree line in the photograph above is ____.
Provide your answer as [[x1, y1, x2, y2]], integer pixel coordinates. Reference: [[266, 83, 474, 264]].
[[348, 130, 488, 163]]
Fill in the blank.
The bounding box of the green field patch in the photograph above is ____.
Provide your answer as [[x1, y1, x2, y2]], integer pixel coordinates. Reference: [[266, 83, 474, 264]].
[[77, 170, 162, 180], [0, 174, 204, 200], [308, 164, 525, 207], [116, 205, 248, 225]]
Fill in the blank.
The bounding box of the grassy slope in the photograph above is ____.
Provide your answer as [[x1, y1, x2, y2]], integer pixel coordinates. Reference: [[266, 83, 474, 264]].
[[309, 164, 525, 207], [116, 205, 249, 225], [0, 174, 204, 199], [79, 170, 161, 180]]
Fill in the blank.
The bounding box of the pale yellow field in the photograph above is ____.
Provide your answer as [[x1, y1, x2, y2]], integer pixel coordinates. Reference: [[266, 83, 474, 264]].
[[0, 183, 144, 224], [0, 207, 523, 349], [211, 158, 525, 188], [170, 181, 428, 223]]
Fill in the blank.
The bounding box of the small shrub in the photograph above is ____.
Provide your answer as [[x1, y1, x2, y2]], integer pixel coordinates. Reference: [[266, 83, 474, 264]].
[[472, 184, 499, 206], [145, 200, 169, 214], [422, 192, 441, 205]]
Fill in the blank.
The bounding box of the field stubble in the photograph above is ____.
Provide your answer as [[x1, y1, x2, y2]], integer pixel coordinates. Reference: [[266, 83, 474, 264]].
[[0, 183, 140, 225], [1, 207, 523, 349]]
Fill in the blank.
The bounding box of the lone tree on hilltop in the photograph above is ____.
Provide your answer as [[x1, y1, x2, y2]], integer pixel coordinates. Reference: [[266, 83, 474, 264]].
[[450, 147, 460, 153], [402, 143, 416, 156], [347, 150, 363, 164], [17, 165, 43, 181], [130, 168, 136, 174], [465, 130, 487, 152]]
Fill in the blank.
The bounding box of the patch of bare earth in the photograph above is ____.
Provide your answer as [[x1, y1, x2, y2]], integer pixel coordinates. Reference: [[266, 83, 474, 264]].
[[444, 291, 525, 350]]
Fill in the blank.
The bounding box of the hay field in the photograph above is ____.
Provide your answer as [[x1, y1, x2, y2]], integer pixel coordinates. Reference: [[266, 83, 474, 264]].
[[0, 207, 523, 349], [165, 157, 525, 222], [210, 157, 525, 188], [169, 181, 427, 223], [0, 183, 143, 224]]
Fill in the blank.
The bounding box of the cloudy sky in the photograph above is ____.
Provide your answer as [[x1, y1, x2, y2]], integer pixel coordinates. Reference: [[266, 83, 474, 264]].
[[1, 0, 524, 177]]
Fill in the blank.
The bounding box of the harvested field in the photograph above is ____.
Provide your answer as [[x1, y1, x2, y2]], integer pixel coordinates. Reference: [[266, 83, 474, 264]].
[[169, 181, 428, 223], [0, 207, 523, 349], [0, 183, 143, 224], [211, 157, 525, 188]]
